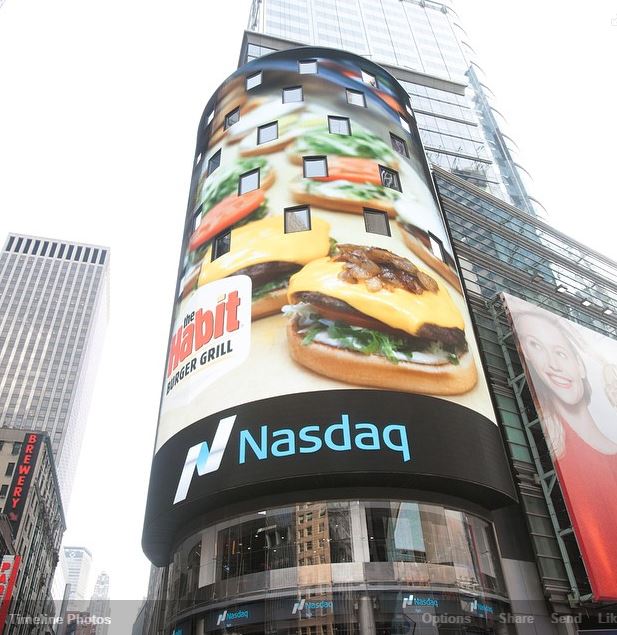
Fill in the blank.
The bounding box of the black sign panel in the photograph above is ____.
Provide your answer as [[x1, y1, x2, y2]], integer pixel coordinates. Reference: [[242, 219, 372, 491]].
[[143, 390, 516, 565], [7, 433, 43, 534]]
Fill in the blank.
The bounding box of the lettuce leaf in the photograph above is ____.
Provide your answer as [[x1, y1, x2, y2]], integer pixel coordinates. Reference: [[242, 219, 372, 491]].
[[292, 128, 394, 162], [196, 157, 268, 211], [252, 276, 288, 300]]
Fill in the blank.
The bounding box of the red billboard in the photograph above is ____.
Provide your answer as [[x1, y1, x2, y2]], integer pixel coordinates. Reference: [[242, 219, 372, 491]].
[[504, 293, 617, 601], [7, 433, 43, 534], [0, 555, 21, 631]]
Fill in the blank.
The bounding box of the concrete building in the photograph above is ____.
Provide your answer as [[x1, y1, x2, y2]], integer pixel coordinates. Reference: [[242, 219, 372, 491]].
[[63, 546, 93, 608], [243, 0, 544, 217], [0, 233, 109, 508], [88, 572, 111, 635], [138, 3, 617, 634], [0, 429, 65, 634]]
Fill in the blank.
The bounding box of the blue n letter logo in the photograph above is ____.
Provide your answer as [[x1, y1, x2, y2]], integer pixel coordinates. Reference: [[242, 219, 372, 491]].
[[173, 415, 236, 504]]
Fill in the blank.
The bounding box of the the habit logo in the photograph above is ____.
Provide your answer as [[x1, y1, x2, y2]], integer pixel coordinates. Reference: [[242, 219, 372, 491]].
[[173, 415, 236, 504], [292, 599, 305, 615], [402, 595, 414, 608]]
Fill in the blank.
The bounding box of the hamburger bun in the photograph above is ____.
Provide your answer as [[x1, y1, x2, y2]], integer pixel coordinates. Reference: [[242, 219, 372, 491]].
[[290, 180, 397, 217], [287, 320, 477, 395], [252, 288, 289, 320]]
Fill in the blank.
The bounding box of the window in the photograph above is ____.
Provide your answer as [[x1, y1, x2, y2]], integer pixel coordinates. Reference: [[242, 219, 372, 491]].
[[211, 230, 231, 261], [283, 86, 303, 103], [328, 116, 351, 135], [390, 133, 409, 157], [11, 442, 21, 455], [5, 463, 15, 477], [238, 169, 260, 195], [303, 156, 328, 178], [428, 232, 446, 262], [299, 59, 318, 74], [246, 71, 262, 90], [257, 121, 278, 145], [207, 149, 221, 175], [399, 114, 411, 133], [206, 110, 215, 126], [284, 206, 311, 233], [346, 89, 366, 107], [364, 209, 391, 236], [361, 69, 378, 87], [0, 485, 7, 498], [379, 165, 401, 191], [224, 107, 240, 129]]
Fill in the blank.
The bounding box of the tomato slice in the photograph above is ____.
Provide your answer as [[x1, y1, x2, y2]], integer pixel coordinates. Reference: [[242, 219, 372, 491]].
[[189, 189, 265, 252], [314, 157, 381, 185]]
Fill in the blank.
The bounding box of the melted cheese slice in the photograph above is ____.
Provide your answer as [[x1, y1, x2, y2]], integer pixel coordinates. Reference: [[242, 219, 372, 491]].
[[288, 257, 464, 334], [199, 216, 331, 286]]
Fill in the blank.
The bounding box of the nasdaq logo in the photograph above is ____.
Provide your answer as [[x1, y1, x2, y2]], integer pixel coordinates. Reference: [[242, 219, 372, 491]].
[[403, 595, 439, 608], [470, 599, 493, 614], [216, 609, 249, 625], [292, 599, 333, 614], [173, 415, 236, 504], [174, 413, 411, 504]]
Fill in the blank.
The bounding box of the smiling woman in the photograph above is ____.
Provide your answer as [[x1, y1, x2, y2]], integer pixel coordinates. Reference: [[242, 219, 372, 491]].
[[506, 294, 617, 602]]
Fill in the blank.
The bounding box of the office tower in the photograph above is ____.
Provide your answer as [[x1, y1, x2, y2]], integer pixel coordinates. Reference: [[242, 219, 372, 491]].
[[0, 430, 65, 634], [63, 546, 93, 606], [139, 5, 617, 635], [0, 233, 109, 507], [244, 0, 543, 216], [89, 572, 111, 635]]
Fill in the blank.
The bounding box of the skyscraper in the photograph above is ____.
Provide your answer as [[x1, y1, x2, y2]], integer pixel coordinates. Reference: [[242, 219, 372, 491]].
[[63, 546, 93, 606], [0, 233, 109, 506], [89, 571, 111, 634], [138, 3, 617, 634], [244, 0, 543, 216]]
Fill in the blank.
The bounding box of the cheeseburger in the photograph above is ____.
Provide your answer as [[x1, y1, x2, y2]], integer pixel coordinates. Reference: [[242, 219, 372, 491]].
[[198, 216, 331, 319], [284, 244, 477, 394]]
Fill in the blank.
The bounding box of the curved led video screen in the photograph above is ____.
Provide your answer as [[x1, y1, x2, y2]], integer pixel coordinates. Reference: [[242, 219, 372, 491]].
[[143, 47, 516, 565]]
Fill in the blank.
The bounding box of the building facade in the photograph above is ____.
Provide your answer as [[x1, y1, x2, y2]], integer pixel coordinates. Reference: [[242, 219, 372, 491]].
[[244, 0, 543, 217], [138, 5, 617, 635], [0, 429, 65, 634], [88, 572, 111, 635], [0, 233, 109, 508], [63, 547, 93, 608]]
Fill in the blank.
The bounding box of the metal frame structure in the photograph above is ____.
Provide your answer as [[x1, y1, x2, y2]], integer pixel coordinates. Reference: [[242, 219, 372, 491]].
[[488, 295, 591, 605]]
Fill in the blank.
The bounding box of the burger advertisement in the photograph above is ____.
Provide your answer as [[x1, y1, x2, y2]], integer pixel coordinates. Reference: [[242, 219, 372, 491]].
[[143, 48, 516, 564]]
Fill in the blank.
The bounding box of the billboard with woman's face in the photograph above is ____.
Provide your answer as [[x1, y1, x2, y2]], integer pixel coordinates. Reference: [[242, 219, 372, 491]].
[[504, 293, 617, 601], [142, 48, 517, 565]]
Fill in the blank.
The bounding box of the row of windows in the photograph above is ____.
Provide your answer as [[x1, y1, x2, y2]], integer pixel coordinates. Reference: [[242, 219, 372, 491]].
[[221, 83, 409, 133], [209, 207, 394, 262], [208, 204, 448, 266], [4, 236, 107, 264], [204, 58, 413, 137], [245, 57, 380, 90], [198, 116, 410, 175]]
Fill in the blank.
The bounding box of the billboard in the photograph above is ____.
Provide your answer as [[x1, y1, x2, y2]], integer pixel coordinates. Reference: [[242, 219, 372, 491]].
[[503, 293, 617, 601], [0, 555, 20, 630], [143, 48, 516, 564], [6, 433, 43, 534]]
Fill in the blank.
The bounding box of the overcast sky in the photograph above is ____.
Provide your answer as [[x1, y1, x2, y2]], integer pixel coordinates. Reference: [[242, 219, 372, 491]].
[[0, 0, 615, 616]]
